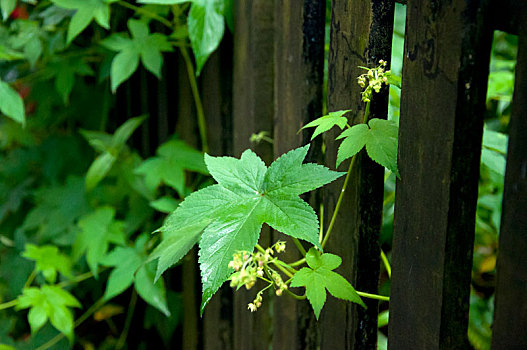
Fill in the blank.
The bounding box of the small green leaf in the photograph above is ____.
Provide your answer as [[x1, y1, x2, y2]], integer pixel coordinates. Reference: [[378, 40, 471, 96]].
[[73, 207, 125, 277], [0, 79, 25, 125], [138, 0, 192, 3], [111, 115, 147, 148], [301, 110, 350, 140], [102, 19, 173, 91], [101, 247, 141, 300], [0, 0, 16, 20], [188, 0, 225, 74], [149, 196, 180, 213], [17, 285, 81, 341], [85, 152, 116, 191], [336, 118, 399, 177], [135, 260, 170, 316], [335, 124, 369, 167], [22, 244, 73, 283], [52, 0, 113, 43], [290, 247, 365, 319], [135, 139, 208, 195], [110, 50, 140, 93]]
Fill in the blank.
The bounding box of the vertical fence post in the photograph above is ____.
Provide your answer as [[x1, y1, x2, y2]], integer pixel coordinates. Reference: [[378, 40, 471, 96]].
[[272, 1, 325, 349], [491, 4, 527, 348], [322, 1, 393, 348], [201, 37, 234, 350], [388, 0, 493, 348], [232, 1, 274, 349]]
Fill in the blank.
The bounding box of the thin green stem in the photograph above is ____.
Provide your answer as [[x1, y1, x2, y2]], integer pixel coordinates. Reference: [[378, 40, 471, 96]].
[[356, 291, 389, 302], [271, 260, 294, 279], [117, 1, 172, 28], [116, 290, 138, 350], [35, 297, 106, 350], [179, 46, 209, 153], [289, 258, 306, 267], [318, 203, 324, 244], [321, 101, 371, 249], [284, 288, 306, 300], [291, 238, 306, 256], [273, 259, 297, 274], [380, 250, 391, 279], [255, 244, 266, 255], [24, 269, 37, 289], [321, 154, 357, 249], [57, 269, 104, 288], [0, 299, 18, 311]]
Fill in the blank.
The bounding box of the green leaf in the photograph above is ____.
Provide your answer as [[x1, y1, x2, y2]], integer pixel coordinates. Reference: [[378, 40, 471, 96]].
[[301, 110, 350, 140], [0, 0, 16, 20], [84, 117, 146, 190], [150, 145, 344, 311], [52, 0, 114, 43], [101, 236, 170, 315], [102, 19, 173, 92], [73, 207, 125, 277], [22, 244, 73, 283], [17, 285, 81, 341], [135, 260, 170, 316], [149, 196, 180, 213], [85, 152, 117, 191], [111, 115, 147, 148], [138, 0, 192, 3], [188, 0, 225, 74], [0, 79, 25, 125], [135, 139, 208, 195], [336, 118, 399, 177], [290, 248, 365, 319]]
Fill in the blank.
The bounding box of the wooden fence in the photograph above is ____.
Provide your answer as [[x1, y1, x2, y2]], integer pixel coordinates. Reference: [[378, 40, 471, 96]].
[[122, 0, 527, 348]]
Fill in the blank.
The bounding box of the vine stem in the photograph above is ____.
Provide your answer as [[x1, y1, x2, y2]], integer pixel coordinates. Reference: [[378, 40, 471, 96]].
[[291, 238, 306, 256], [321, 154, 357, 249], [356, 291, 390, 302], [321, 101, 371, 249], [179, 46, 209, 153], [116, 290, 138, 350], [117, 1, 172, 28], [35, 297, 106, 350], [380, 249, 391, 279], [0, 299, 18, 311]]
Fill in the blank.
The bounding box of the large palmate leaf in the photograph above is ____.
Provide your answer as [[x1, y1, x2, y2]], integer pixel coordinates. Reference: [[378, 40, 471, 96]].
[[101, 19, 173, 92], [290, 248, 365, 319], [336, 118, 399, 176], [151, 145, 344, 311]]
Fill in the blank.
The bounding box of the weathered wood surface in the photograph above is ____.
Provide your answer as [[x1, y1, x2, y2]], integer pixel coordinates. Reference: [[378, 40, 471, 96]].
[[232, 1, 274, 349], [388, 0, 492, 348], [491, 6, 527, 348], [272, 1, 325, 349], [202, 38, 234, 350], [322, 1, 393, 348]]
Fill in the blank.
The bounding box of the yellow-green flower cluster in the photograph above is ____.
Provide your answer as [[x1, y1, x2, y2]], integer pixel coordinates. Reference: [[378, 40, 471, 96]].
[[357, 60, 391, 102]]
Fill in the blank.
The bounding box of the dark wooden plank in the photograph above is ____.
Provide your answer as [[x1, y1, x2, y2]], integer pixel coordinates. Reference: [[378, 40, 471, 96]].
[[321, 1, 393, 349], [201, 38, 235, 350], [174, 53, 201, 350], [491, 8, 527, 348], [272, 1, 325, 349], [388, 1, 493, 348], [232, 1, 274, 349]]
